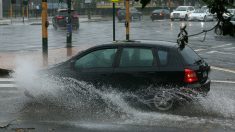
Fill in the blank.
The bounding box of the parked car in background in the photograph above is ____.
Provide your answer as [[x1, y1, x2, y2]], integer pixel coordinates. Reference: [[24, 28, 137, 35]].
[[228, 9, 235, 16], [231, 15, 235, 34], [151, 9, 170, 21], [46, 40, 211, 111], [117, 7, 142, 22], [188, 9, 214, 21], [170, 6, 195, 21], [52, 9, 79, 30]]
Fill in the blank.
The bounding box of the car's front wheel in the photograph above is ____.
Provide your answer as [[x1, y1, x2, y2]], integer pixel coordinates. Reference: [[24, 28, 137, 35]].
[[151, 90, 174, 111]]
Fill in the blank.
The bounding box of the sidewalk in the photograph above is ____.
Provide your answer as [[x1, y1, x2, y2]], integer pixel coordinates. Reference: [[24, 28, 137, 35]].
[[0, 15, 110, 25], [0, 47, 86, 71]]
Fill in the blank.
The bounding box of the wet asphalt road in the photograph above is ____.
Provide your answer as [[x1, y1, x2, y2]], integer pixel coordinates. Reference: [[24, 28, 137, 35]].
[[0, 16, 235, 131]]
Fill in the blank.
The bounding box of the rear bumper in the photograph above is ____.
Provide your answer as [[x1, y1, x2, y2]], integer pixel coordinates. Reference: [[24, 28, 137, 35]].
[[186, 79, 211, 93]]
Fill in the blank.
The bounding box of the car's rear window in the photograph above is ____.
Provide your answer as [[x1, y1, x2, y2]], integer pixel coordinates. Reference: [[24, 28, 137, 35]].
[[179, 46, 201, 65]]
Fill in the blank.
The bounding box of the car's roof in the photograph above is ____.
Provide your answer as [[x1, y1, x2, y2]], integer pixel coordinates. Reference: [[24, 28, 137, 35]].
[[89, 40, 178, 49]]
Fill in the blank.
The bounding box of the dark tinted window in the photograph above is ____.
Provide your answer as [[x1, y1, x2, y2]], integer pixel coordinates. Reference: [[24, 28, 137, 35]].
[[158, 50, 168, 66], [74, 48, 117, 69], [179, 46, 201, 65], [120, 48, 153, 67]]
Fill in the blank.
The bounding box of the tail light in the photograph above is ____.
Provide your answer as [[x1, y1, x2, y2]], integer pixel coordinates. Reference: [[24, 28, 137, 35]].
[[56, 16, 64, 20], [184, 69, 198, 83]]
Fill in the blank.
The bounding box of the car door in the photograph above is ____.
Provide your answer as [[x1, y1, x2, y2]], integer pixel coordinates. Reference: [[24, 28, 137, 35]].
[[72, 47, 118, 87], [112, 46, 159, 92], [155, 47, 184, 86]]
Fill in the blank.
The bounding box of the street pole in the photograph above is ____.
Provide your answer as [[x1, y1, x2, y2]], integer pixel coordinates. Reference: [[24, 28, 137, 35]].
[[42, 0, 48, 66], [67, 0, 72, 47], [22, 5, 24, 23], [88, 3, 91, 20], [113, 2, 116, 41], [10, 3, 13, 24], [125, 0, 130, 41]]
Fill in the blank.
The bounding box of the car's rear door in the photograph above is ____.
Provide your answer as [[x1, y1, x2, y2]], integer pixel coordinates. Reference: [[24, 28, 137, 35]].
[[72, 47, 118, 86], [155, 47, 184, 86], [112, 46, 159, 91]]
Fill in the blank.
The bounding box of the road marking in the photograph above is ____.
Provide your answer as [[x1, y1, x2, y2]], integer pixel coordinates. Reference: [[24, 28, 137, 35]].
[[224, 47, 235, 50], [211, 66, 235, 74], [212, 80, 235, 84], [212, 43, 232, 49], [206, 50, 235, 56], [0, 84, 16, 88], [0, 78, 14, 82], [195, 49, 207, 52]]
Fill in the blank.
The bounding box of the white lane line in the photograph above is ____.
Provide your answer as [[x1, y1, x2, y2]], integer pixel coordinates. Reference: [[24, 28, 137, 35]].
[[0, 84, 16, 88], [206, 50, 235, 55], [211, 66, 235, 74], [212, 80, 235, 84], [195, 49, 207, 52], [212, 43, 232, 48], [224, 47, 235, 50], [0, 78, 14, 82]]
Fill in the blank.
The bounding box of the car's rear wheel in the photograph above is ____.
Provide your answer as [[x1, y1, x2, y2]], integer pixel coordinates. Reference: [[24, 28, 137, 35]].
[[184, 15, 188, 21], [204, 16, 207, 22], [215, 25, 223, 35], [152, 90, 174, 111]]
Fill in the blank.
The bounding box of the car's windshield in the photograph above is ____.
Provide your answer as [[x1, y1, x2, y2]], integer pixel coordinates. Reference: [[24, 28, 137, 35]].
[[58, 10, 76, 16], [153, 10, 162, 13], [175, 7, 188, 11], [179, 46, 201, 65], [194, 9, 205, 13]]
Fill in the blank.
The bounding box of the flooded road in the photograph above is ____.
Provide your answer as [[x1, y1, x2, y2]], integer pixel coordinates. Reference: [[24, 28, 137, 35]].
[[0, 17, 235, 131], [0, 60, 234, 132]]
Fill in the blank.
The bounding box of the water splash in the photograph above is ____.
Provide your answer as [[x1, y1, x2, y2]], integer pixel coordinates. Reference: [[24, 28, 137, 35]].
[[11, 58, 235, 129]]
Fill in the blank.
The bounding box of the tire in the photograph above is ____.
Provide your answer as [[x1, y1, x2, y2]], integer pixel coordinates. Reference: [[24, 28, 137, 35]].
[[184, 15, 188, 21], [203, 16, 207, 22], [171, 18, 174, 21], [214, 26, 223, 35], [151, 90, 174, 111]]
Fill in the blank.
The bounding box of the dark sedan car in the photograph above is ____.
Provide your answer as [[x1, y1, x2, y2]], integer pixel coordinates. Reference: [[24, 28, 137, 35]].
[[46, 40, 211, 111], [151, 9, 170, 21], [117, 7, 142, 22], [52, 9, 79, 30]]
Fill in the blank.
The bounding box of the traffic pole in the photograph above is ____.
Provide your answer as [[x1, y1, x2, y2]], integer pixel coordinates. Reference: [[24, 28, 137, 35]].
[[66, 0, 72, 47], [22, 5, 24, 23], [113, 2, 116, 41], [125, 0, 130, 41], [42, 0, 48, 66], [10, 2, 13, 24]]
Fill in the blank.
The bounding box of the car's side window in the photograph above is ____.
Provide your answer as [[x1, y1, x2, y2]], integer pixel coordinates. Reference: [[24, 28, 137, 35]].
[[120, 48, 153, 67], [74, 48, 117, 69], [157, 50, 168, 66]]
